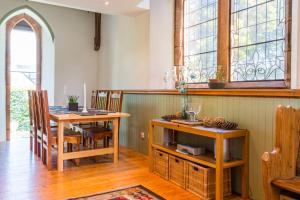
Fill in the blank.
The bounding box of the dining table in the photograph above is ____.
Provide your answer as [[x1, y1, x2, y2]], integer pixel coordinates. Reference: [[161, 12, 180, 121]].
[[49, 108, 130, 172]]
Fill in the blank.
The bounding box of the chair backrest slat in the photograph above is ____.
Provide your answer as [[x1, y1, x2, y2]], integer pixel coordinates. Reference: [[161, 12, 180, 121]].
[[33, 91, 42, 131], [28, 91, 34, 126], [40, 90, 52, 143], [31, 91, 39, 132]]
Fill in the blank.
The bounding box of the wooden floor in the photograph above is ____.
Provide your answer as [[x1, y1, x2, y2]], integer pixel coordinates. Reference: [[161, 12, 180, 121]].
[[0, 139, 242, 200]]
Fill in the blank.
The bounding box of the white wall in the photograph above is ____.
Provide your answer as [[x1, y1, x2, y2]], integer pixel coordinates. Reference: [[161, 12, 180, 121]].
[[99, 12, 150, 89], [41, 25, 55, 104], [149, 0, 174, 89], [98, 0, 174, 90], [0, 0, 99, 141], [52, 7, 98, 105]]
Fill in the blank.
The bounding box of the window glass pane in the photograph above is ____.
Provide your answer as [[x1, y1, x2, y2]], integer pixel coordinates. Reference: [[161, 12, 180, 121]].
[[230, 0, 286, 81], [11, 29, 37, 89], [184, 0, 218, 83]]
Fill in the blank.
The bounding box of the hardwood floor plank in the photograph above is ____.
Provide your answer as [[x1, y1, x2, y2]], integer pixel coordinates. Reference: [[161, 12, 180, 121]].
[[0, 139, 243, 200]]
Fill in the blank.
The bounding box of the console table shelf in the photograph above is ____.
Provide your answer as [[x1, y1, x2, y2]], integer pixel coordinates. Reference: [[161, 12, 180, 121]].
[[149, 119, 249, 200], [152, 143, 245, 169]]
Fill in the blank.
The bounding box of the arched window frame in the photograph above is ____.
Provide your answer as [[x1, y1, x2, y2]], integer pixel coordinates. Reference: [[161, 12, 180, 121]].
[[5, 13, 42, 140]]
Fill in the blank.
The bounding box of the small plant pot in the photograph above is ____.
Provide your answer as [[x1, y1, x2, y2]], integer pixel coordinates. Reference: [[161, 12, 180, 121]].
[[208, 81, 225, 89], [208, 79, 218, 83], [68, 103, 78, 111]]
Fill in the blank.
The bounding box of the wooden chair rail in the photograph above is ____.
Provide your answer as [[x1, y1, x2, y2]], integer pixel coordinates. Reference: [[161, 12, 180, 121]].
[[122, 89, 300, 98]]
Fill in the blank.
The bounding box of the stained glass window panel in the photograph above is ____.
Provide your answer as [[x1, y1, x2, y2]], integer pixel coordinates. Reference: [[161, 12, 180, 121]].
[[184, 0, 218, 83], [231, 0, 286, 82]]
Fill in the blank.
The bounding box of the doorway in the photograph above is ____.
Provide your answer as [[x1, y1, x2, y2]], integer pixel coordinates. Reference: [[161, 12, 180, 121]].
[[5, 14, 41, 140]]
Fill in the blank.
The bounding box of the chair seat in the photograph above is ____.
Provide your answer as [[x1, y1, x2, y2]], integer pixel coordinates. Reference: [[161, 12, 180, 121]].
[[77, 122, 106, 131], [89, 126, 110, 133], [87, 127, 112, 141], [272, 177, 300, 194], [46, 128, 81, 145]]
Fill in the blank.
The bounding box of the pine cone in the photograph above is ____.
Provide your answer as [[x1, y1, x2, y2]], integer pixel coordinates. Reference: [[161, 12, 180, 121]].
[[221, 121, 238, 130], [215, 121, 226, 128], [203, 117, 215, 127], [213, 117, 225, 127]]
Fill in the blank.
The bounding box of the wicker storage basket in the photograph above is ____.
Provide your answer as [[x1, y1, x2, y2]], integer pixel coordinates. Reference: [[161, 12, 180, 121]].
[[153, 149, 169, 180], [185, 161, 231, 200], [169, 155, 185, 188]]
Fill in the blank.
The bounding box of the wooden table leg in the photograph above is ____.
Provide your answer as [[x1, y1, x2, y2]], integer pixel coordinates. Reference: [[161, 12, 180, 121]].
[[113, 119, 119, 164], [242, 132, 249, 199], [57, 122, 64, 172], [216, 134, 224, 200]]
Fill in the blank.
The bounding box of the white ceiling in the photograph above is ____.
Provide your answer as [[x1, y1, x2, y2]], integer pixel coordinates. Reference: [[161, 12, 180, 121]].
[[28, 0, 150, 16]]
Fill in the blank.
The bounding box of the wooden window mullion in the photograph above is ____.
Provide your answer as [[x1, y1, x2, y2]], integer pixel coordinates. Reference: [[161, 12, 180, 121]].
[[217, 0, 231, 83], [284, 0, 292, 88], [174, 0, 184, 82]]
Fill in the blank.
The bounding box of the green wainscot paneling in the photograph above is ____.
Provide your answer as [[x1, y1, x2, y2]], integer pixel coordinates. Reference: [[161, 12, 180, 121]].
[[119, 94, 300, 200]]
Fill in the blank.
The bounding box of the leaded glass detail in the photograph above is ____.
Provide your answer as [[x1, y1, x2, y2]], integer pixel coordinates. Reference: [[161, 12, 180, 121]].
[[230, 0, 286, 81], [184, 0, 218, 83]]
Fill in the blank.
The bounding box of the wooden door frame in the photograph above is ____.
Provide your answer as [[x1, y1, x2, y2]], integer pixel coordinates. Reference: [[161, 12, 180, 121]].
[[5, 13, 42, 141]]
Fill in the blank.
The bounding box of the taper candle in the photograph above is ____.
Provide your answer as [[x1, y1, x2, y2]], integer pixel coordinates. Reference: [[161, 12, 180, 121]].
[[82, 82, 88, 113]]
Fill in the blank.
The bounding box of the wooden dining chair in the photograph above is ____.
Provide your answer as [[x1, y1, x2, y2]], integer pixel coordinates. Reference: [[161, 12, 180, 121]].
[[37, 90, 82, 170], [88, 90, 123, 149], [32, 91, 58, 157], [76, 90, 110, 146], [78, 90, 109, 129], [261, 106, 300, 199]]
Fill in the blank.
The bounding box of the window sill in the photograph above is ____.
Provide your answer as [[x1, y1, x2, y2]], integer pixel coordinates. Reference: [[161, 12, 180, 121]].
[[185, 80, 288, 89]]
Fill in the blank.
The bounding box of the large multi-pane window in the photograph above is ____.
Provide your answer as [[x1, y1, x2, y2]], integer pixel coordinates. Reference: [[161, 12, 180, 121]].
[[182, 0, 290, 87], [184, 0, 218, 83], [231, 0, 286, 82]]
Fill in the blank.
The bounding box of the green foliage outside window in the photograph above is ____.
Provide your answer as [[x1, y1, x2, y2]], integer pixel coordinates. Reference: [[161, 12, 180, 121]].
[[10, 89, 30, 131]]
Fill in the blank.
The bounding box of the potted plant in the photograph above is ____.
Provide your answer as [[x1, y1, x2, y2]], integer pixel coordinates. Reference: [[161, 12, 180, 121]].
[[68, 95, 79, 111], [208, 65, 226, 89]]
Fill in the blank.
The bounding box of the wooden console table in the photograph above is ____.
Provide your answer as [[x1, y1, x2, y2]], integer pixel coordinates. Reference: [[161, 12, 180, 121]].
[[148, 119, 249, 200]]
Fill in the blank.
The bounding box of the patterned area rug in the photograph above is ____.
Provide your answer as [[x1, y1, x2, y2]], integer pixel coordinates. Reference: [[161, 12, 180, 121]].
[[68, 185, 165, 200]]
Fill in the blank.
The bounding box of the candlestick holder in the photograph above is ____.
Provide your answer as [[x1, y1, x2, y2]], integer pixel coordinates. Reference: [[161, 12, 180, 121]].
[[82, 107, 88, 113]]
